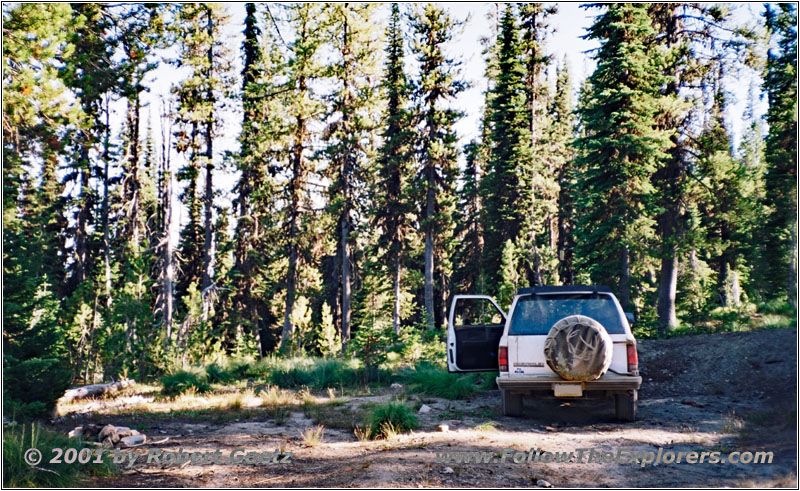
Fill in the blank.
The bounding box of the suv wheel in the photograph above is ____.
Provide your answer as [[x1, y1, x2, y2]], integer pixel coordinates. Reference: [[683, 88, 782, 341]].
[[502, 390, 523, 417], [615, 390, 637, 422]]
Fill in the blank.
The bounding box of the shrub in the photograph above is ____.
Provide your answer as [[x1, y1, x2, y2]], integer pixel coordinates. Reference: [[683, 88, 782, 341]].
[[204, 363, 232, 384], [3, 423, 115, 487], [3, 356, 71, 420], [161, 371, 210, 396], [367, 401, 417, 439], [401, 363, 479, 400]]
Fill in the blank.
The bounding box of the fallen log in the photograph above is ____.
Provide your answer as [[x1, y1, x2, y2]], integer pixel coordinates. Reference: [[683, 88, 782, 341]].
[[60, 380, 135, 403]]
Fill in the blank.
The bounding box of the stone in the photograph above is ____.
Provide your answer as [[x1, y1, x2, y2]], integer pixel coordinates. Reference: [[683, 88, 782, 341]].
[[120, 435, 146, 447], [418, 404, 432, 414], [536, 479, 553, 488]]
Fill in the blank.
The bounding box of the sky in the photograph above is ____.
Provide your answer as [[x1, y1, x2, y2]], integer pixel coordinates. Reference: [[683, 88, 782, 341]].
[[125, 2, 769, 231]]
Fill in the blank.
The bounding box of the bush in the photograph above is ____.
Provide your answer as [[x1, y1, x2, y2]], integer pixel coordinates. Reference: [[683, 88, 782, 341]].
[[367, 401, 417, 439], [3, 423, 115, 487], [204, 363, 232, 384], [401, 363, 480, 400], [161, 370, 210, 396], [3, 356, 71, 420]]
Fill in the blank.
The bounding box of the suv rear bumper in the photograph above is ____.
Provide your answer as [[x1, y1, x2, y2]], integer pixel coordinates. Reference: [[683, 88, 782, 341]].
[[497, 374, 642, 392]]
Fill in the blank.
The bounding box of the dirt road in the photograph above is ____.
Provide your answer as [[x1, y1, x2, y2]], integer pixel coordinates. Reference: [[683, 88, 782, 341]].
[[76, 327, 795, 487]]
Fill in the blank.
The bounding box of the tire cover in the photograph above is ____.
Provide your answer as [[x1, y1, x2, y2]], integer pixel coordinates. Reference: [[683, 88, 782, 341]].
[[543, 315, 613, 381]]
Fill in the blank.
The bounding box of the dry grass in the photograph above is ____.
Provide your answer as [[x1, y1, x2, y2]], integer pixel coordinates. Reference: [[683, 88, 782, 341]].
[[301, 425, 325, 447]]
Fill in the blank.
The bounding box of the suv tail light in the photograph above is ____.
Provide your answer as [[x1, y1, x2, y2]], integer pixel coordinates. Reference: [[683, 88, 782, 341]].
[[498, 346, 508, 372], [627, 344, 638, 373]]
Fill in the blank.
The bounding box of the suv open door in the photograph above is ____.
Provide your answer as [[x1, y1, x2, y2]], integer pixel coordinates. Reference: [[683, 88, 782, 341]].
[[447, 295, 506, 372]]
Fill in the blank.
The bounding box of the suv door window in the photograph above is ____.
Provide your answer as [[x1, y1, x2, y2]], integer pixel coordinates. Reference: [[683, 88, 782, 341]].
[[449, 296, 505, 371]]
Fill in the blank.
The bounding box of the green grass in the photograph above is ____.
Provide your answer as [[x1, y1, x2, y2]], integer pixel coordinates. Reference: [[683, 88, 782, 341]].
[[265, 357, 385, 390], [367, 401, 418, 439], [401, 363, 488, 400], [160, 370, 211, 396], [3, 423, 116, 487]]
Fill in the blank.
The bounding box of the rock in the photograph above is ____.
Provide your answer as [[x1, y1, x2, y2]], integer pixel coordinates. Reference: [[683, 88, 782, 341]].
[[418, 404, 432, 414], [438, 424, 449, 433], [68, 427, 84, 439], [390, 383, 403, 389], [120, 435, 146, 447], [441, 467, 454, 474], [536, 479, 553, 488], [99, 425, 120, 443]]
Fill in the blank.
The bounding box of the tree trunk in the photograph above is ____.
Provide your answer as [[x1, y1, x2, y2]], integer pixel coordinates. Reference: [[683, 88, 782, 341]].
[[281, 97, 306, 351], [657, 252, 679, 330], [393, 256, 401, 334], [102, 98, 112, 308], [790, 219, 798, 310], [340, 215, 351, 346], [201, 8, 215, 292], [620, 246, 631, 310], [424, 180, 436, 330]]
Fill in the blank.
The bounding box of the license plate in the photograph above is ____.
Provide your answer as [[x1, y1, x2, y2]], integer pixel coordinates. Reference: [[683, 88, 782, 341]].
[[553, 383, 583, 397]]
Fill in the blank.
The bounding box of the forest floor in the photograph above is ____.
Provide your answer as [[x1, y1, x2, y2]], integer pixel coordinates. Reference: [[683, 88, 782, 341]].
[[53, 326, 797, 488]]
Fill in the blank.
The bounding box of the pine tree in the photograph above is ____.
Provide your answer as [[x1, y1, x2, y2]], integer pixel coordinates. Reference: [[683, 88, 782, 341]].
[[520, 3, 559, 285], [452, 141, 485, 294], [762, 3, 797, 306], [172, 3, 233, 302], [373, 3, 416, 334], [279, 4, 327, 351], [549, 59, 577, 285], [574, 4, 672, 310], [409, 4, 465, 330], [2, 3, 80, 415], [323, 3, 382, 346], [481, 5, 532, 291], [647, 3, 753, 330]]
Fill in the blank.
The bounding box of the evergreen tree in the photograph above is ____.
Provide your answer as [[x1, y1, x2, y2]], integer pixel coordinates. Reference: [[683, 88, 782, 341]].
[[373, 3, 416, 334], [647, 3, 753, 330], [409, 4, 465, 330], [452, 141, 485, 294], [481, 5, 532, 291], [279, 4, 327, 351], [520, 3, 559, 285], [323, 3, 382, 346], [762, 3, 797, 306], [574, 4, 672, 310], [172, 3, 233, 303], [548, 59, 577, 285]]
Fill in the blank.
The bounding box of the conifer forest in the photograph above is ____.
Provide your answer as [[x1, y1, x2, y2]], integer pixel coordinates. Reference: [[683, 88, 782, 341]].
[[3, 3, 797, 418]]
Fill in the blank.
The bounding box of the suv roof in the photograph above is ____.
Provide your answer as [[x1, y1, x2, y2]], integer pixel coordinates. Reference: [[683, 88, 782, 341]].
[[516, 285, 613, 295]]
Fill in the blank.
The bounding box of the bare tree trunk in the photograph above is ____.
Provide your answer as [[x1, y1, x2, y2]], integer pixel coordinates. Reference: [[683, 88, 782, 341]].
[[160, 99, 175, 342], [201, 8, 215, 292], [620, 246, 631, 310], [340, 215, 351, 345], [657, 252, 679, 330], [281, 100, 306, 351], [102, 98, 113, 308], [424, 181, 435, 331], [790, 220, 798, 310], [393, 257, 401, 334]]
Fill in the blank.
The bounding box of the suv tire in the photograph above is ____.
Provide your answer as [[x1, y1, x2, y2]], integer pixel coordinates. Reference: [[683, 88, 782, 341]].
[[502, 390, 523, 417], [615, 390, 637, 422]]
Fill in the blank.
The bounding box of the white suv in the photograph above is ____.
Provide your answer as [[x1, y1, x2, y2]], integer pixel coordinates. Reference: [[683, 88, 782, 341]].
[[447, 286, 641, 421]]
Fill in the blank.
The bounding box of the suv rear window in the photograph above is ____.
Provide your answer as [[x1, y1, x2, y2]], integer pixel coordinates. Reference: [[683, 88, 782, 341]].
[[509, 294, 625, 335]]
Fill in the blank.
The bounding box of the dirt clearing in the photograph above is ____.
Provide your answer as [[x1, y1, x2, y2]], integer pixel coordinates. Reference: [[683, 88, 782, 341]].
[[55, 327, 796, 487]]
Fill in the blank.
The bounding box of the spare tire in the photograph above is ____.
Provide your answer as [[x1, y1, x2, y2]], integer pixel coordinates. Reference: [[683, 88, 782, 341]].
[[543, 315, 613, 381]]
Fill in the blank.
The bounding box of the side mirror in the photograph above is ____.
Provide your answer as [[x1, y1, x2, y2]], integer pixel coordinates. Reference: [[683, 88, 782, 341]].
[[625, 312, 635, 324]]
